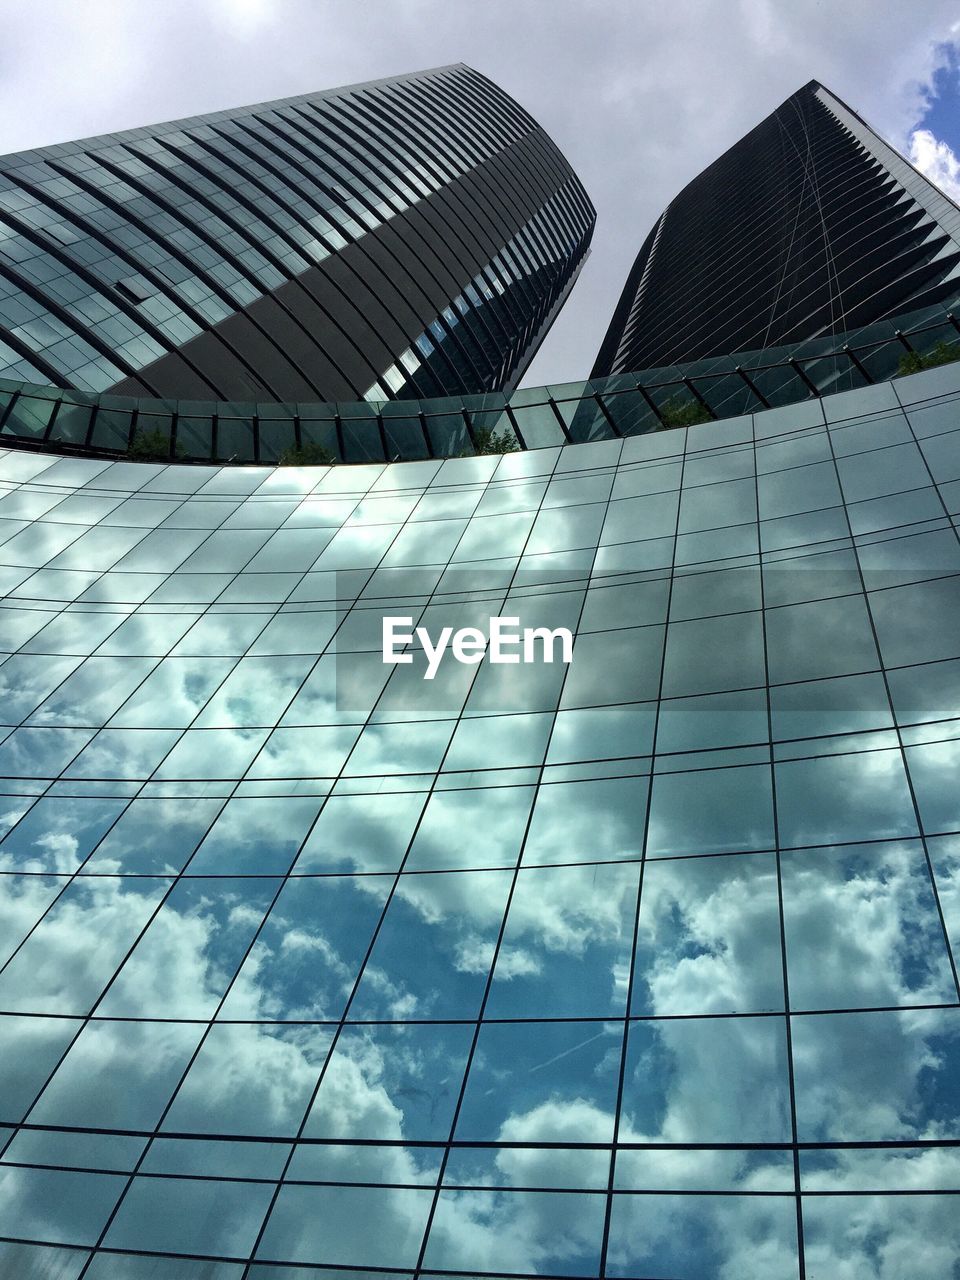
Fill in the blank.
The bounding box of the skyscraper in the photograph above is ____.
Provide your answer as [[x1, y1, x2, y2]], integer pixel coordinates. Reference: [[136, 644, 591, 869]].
[[0, 65, 594, 403], [2, 67, 960, 1280], [593, 80, 960, 378]]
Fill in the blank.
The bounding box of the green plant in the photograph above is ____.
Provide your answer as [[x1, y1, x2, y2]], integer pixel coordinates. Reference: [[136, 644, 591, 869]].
[[278, 441, 336, 466], [655, 396, 713, 429], [469, 425, 520, 455], [126, 428, 181, 461], [897, 340, 960, 377]]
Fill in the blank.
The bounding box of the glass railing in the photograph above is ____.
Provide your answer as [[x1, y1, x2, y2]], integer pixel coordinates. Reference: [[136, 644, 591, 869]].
[[1, 296, 959, 465]]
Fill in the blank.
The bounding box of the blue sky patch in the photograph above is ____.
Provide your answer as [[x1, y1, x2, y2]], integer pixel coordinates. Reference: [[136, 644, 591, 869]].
[[916, 41, 960, 152]]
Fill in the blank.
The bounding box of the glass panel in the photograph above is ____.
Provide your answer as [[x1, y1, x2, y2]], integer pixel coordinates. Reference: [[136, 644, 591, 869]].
[[775, 748, 918, 847], [792, 1008, 960, 1141], [485, 862, 641, 1018], [104, 1175, 273, 1257], [623, 1014, 791, 1141], [632, 852, 784, 1015], [256, 1183, 433, 1268], [606, 1192, 798, 1279], [782, 841, 955, 1011], [647, 765, 774, 856]]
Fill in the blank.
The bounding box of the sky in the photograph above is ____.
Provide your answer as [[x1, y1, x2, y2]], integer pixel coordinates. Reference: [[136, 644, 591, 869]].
[[0, 0, 959, 388]]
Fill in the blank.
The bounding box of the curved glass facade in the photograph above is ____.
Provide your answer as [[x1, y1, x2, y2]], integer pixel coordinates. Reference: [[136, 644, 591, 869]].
[[1, 361, 959, 1276], [0, 65, 594, 403]]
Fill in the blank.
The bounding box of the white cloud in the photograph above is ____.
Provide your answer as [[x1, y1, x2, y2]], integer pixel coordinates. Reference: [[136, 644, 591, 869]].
[[910, 126, 960, 202]]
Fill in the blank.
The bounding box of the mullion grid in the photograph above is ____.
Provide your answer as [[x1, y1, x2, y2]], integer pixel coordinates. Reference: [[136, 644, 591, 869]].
[[0, 464, 382, 1225], [0, 464, 252, 1002], [406, 448, 618, 1278], [0, 467, 358, 1153], [2, 451, 959, 785], [778, 391, 960, 1267], [775, 390, 960, 1269], [595, 422, 687, 1275], [0, 404, 957, 1274], [823, 405, 960, 1011], [59, 469, 420, 1276], [242, 441, 587, 1276], [752, 406, 806, 1279], [0, 450, 541, 1268], [2, 444, 959, 773]]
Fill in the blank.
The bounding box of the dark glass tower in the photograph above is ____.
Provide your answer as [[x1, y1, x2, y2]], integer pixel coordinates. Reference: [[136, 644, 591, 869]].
[[593, 79, 960, 377], [0, 65, 594, 402]]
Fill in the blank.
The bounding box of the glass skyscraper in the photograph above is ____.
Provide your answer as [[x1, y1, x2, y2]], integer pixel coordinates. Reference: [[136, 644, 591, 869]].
[[0, 65, 595, 403], [1, 68, 960, 1280], [592, 80, 960, 378]]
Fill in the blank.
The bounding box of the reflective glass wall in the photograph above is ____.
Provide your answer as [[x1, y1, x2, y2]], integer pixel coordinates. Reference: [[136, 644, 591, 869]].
[[0, 361, 959, 1277]]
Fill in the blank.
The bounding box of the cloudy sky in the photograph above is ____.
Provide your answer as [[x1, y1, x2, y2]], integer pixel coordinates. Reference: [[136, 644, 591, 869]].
[[1, 0, 959, 387]]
